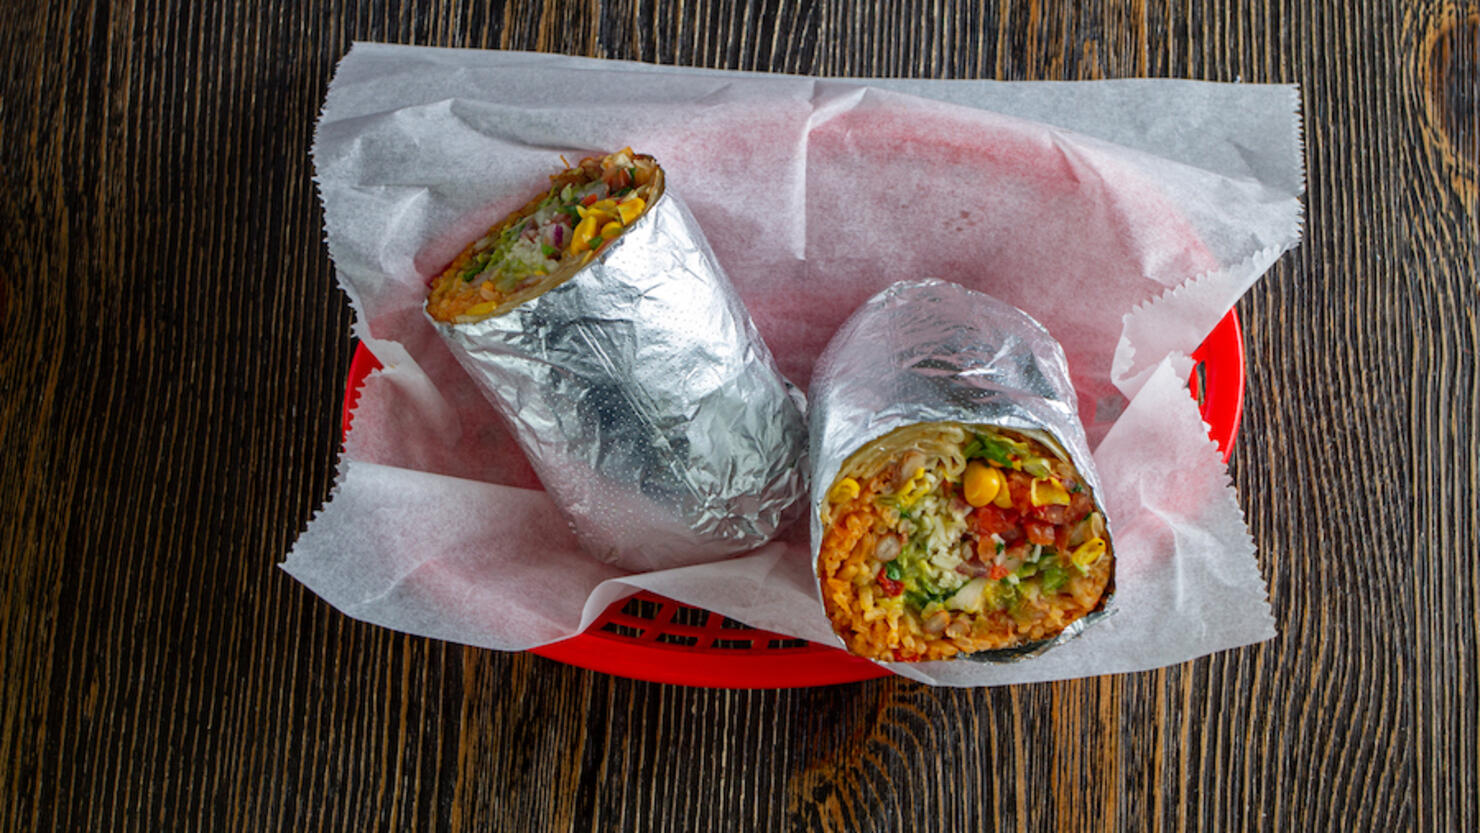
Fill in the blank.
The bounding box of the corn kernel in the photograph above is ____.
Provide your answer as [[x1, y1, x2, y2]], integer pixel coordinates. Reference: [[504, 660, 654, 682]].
[[571, 215, 599, 253], [1029, 476, 1072, 507], [465, 300, 498, 316], [617, 197, 646, 224], [576, 205, 612, 223], [828, 477, 861, 504], [962, 461, 1002, 507], [992, 473, 1014, 509], [1070, 537, 1106, 568], [899, 468, 931, 507]]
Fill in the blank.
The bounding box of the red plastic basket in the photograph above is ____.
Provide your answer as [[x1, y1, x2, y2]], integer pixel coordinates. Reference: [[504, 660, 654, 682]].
[[339, 310, 1241, 688]]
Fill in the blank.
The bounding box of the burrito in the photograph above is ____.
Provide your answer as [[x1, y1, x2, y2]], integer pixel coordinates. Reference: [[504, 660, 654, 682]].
[[817, 424, 1112, 662], [809, 279, 1113, 662], [424, 150, 807, 572]]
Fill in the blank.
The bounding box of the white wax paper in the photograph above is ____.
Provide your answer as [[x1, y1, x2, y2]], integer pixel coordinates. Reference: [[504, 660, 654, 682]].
[[285, 43, 1302, 686]]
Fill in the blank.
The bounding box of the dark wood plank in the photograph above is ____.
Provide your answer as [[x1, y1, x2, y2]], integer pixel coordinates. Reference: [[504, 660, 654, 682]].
[[2, 0, 1475, 830]]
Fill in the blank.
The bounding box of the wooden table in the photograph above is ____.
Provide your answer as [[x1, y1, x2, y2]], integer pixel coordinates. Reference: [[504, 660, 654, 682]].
[[3, 2, 1475, 830]]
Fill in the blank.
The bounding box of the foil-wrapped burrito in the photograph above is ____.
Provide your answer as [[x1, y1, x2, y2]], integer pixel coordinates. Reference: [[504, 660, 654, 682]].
[[425, 150, 807, 572], [809, 279, 1114, 663]]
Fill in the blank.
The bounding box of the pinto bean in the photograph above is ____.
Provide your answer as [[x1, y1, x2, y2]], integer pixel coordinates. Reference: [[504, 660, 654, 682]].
[[924, 610, 951, 634], [874, 534, 902, 562], [956, 557, 989, 577], [893, 451, 927, 489]]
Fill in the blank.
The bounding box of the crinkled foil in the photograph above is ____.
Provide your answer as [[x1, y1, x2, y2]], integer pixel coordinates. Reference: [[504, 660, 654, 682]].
[[430, 190, 807, 572], [808, 279, 1115, 663]]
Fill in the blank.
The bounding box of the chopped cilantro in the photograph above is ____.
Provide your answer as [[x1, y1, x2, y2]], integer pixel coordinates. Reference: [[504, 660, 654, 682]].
[[904, 588, 949, 610]]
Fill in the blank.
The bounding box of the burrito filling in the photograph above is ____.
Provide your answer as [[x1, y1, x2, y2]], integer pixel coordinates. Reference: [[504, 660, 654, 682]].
[[818, 424, 1112, 662], [427, 148, 663, 323]]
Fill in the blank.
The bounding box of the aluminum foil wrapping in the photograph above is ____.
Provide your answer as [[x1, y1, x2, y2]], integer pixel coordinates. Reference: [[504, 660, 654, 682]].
[[809, 279, 1115, 662], [429, 189, 807, 573]]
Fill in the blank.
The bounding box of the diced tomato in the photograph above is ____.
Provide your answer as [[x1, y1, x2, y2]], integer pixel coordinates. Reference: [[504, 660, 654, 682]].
[[602, 165, 633, 190], [877, 568, 904, 597], [1005, 471, 1035, 514], [970, 504, 1018, 537], [581, 193, 599, 206], [1054, 524, 1072, 552], [1024, 520, 1056, 547], [1068, 489, 1095, 519], [987, 564, 1010, 580]]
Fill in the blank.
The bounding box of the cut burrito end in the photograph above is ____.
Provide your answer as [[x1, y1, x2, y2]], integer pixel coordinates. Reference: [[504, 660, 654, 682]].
[[426, 149, 665, 324], [817, 422, 1113, 663]]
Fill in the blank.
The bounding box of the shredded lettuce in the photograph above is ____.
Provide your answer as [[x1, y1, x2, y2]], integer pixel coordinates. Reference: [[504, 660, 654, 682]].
[[1039, 558, 1070, 593]]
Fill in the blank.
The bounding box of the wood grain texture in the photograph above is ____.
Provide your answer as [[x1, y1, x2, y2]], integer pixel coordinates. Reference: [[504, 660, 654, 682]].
[[1, 0, 1475, 830]]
